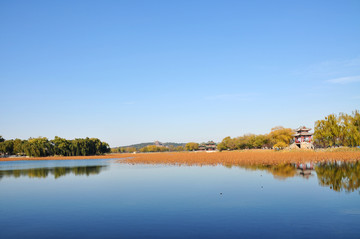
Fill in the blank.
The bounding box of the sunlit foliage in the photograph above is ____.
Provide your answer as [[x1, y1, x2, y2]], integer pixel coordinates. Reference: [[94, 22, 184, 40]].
[[314, 110, 360, 147], [112, 147, 137, 153], [139, 145, 169, 152], [217, 126, 292, 151], [185, 142, 199, 151], [269, 126, 293, 148], [0, 136, 110, 157]]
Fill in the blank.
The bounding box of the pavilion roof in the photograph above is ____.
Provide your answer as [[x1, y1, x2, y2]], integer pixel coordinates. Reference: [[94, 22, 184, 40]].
[[295, 126, 312, 132], [293, 132, 313, 136], [206, 141, 216, 145]]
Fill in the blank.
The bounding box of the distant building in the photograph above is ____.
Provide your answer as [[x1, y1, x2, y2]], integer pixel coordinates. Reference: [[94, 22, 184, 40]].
[[198, 141, 217, 151], [290, 126, 314, 149], [154, 141, 164, 147]]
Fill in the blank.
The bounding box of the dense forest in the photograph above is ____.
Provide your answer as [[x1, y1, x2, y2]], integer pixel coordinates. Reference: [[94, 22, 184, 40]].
[[0, 136, 110, 157]]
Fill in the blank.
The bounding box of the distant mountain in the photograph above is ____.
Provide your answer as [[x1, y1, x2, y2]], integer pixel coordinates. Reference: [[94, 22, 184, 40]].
[[113, 142, 186, 150]]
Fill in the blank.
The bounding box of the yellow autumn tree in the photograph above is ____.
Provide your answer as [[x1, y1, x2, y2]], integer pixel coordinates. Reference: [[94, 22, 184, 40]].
[[268, 126, 294, 148]]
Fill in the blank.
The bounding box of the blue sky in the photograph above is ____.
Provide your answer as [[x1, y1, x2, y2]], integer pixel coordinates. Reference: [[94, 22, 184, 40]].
[[1, 0, 360, 147]]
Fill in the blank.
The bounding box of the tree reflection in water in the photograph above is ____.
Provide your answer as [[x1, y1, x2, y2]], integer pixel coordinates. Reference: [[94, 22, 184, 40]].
[[236, 163, 298, 180], [226, 161, 360, 193], [315, 161, 360, 193], [226, 163, 314, 180], [1, 161, 359, 193], [0, 165, 107, 180]]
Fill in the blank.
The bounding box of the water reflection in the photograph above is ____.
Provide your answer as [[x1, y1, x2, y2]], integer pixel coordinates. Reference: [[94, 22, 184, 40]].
[[315, 161, 360, 193], [227, 163, 315, 180], [1, 160, 359, 193], [0, 165, 107, 180], [236, 163, 298, 180], [225, 161, 360, 192]]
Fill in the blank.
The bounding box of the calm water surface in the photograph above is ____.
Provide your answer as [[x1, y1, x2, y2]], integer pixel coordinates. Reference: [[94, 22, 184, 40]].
[[1, 159, 359, 238]]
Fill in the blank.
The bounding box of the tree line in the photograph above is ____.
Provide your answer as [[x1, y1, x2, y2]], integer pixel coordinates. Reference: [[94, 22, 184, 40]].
[[0, 136, 110, 157], [217, 126, 293, 151], [2, 110, 358, 156], [110, 126, 295, 153], [139, 145, 185, 152], [112, 145, 186, 153], [217, 110, 360, 151]]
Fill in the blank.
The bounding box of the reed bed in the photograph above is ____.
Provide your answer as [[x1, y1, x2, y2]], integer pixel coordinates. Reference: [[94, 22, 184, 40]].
[[2, 151, 360, 165], [120, 150, 360, 166]]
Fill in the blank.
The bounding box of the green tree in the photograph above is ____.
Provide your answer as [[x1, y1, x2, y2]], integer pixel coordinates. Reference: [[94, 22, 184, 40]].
[[340, 111, 360, 147], [253, 134, 269, 148], [13, 139, 25, 155], [1, 140, 14, 155], [217, 137, 235, 151], [24, 137, 53, 157], [175, 146, 185, 151], [185, 142, 199, 151], [52, 136, 71, 156], [139, 145, 168, 152], [314, 110, 360, 147]]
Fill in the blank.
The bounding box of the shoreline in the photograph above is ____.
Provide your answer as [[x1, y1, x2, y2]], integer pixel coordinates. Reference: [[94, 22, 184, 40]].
[[1, 151, 360, 165], [3, 150, 359, 164], [0, 153, 133, 161]]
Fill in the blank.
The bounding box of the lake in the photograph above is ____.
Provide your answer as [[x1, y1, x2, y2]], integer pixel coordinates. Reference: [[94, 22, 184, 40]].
[[1, 159, 359, 238]]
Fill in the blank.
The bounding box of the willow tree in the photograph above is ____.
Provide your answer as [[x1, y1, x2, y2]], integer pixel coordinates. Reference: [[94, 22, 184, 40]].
[[268, 126, 293, 148], [185, 142, 199, 151], [314, 110, 360, 147], [339, 111, 360, 147]]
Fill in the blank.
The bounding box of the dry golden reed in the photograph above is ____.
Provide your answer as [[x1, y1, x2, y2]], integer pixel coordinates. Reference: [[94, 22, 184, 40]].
[[2, 150, 360, 166], [119, 150, 360, 166]]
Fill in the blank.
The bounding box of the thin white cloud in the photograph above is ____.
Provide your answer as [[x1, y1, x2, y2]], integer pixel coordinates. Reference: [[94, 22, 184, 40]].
[[327, 75, 360, 84], [295, 56, 360, 80]]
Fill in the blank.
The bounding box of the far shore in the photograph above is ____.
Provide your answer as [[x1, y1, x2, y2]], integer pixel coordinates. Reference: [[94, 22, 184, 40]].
[[1, 150, 360, 165], [0, 153, 133, 162]]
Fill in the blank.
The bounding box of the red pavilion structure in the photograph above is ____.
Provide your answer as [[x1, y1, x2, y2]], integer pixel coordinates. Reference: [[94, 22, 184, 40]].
[[293, 126, 313, 147]]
